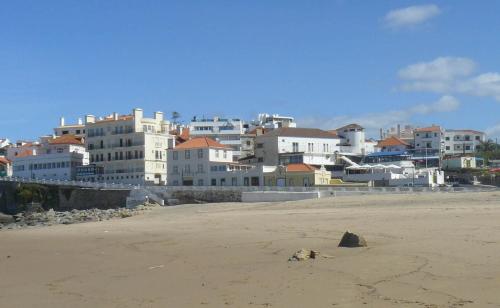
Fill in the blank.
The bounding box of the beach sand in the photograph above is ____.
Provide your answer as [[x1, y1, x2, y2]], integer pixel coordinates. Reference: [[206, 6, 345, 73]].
[[1, 191, 500, 307]]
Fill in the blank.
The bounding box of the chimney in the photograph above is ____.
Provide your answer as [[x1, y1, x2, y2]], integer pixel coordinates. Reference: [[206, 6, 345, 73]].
[[379, 128, 383, 140], [85, 115, 96, 124], [133, 108, 143, 120], [60, 117, 65, 127], [154, 111, 164, 121], [397, 124, 401, 137], [113, 112, 119, 120], [256, 127, 264, 136]]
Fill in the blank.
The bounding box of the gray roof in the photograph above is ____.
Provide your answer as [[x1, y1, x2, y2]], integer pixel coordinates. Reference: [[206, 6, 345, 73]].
[[262, 127, 338, 139]]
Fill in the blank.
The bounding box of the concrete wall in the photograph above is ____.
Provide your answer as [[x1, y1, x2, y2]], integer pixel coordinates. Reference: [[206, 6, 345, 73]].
[[0, 181, 130, 214], [241, 191, 320, 202]]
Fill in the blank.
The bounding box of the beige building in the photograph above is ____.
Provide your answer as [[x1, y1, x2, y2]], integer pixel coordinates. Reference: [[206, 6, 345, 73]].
[[264, 163, 331, 187], [79, 108, 175, 185]]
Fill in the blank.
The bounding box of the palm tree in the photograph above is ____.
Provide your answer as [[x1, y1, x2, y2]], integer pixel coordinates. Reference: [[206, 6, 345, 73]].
[[477, 139, 496, 152]]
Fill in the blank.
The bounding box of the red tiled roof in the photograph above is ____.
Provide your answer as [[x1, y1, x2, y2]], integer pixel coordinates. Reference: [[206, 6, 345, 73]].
[[48, 135, 83, 145], [0, 157, 11, 165], [174, 137, 229, 149], [16, 149, 34, 158], [377, 136, 410, 148], [414, 125, 442, 132], [286, 163, 318, 172], [179, 128, 190, 140]]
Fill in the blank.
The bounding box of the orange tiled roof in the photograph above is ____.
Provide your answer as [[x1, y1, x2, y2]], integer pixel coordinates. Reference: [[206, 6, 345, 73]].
[[175, 137, 229, 149], [48, 135, 83, 145], [414, 125, 441, 132], [0, 157, 11, 165], [286, 163, 318, 172], [16, 149, 34, 158], [179, 128, 190, 140], [377, 136, 410, 148]]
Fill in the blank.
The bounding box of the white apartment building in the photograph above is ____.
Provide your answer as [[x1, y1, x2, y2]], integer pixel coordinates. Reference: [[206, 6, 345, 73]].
[[79, 108, 175, 185], [11, 135, 89, 180], [254, 127, 340, 166], [189, 116, 245, 160], [167, 137, 263, 186], [443, 129, 486, 156], [413, 126, 444, 153]]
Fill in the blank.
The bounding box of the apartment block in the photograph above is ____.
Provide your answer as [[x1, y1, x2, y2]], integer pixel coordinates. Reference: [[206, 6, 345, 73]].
[[79, 108, 175, 185], [189, 116, 246, 160], [443, 129, 486, 156]]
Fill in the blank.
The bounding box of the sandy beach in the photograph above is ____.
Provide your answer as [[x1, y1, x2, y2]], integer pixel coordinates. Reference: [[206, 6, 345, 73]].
[[1, 191, 500, 307]]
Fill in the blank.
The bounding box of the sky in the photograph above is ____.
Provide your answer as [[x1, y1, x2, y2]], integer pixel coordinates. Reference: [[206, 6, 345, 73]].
[[1, 0, 499, 141]]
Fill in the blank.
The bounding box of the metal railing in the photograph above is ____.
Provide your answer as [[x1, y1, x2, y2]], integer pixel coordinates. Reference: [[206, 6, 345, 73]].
[[1, 176, 497, 194], [0, 176, 138, 190]]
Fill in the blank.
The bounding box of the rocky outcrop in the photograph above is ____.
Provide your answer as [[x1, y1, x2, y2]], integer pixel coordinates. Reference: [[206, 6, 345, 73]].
[[0, 204, 156, 230]]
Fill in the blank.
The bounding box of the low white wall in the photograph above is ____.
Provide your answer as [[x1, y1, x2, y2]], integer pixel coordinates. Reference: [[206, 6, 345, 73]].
[[241, 191, 320, 202]]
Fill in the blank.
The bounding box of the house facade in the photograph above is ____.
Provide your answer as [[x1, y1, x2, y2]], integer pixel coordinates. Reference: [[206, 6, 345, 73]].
[[167, 137, 264, 186], [443, 129, 486, 156], [79, 108, 175, 185], [263, 163, 331, 187], [413, 125, 444, 155], [11, 135, 89, 180], [254, 127, 341, 166]]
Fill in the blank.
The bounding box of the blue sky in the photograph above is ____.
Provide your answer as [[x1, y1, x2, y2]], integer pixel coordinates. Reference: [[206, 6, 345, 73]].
[[1, 1, 499, 140]]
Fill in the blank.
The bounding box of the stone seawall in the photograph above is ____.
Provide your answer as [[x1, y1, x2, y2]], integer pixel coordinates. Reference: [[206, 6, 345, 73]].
[[0, 182, 131, 214]]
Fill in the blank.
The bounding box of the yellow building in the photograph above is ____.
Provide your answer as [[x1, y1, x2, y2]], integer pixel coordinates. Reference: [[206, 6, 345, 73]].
[[264, 163, 331, 187]]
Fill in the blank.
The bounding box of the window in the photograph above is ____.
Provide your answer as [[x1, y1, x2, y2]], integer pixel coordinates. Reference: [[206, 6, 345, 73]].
[[185, 150, 190, 159], [465, 145, 471, 150], [445, 146, 450, 150], [198, 179, 204, 186], [218, 165, 225, 171], [292, 142, 299, 152], [197, 164, 203, 173], [215, 150, 219, 158], [108, 153, 111, 161], [308, 143, 314, 152], [445, 137, 450, 141], [173, 151, 178, 160], [173, 166, 179, 174], [220, 178, 226, 186], [210, 166, 218, 172], [256, 143, 264, 149], [184, 164, 190, 173], [257, 157, 264, 162], [197, 149, 203, 158], [223, 151, 227, 159], [465, 135, 470, 141], [57, 148, 64, 153], [211, 179, 217, 186], [475, 136, 480, 140]]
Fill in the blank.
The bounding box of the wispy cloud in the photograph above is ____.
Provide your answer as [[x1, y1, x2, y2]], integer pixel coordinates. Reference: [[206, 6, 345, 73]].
[[398, 57, 500, 102], [297, 95, 460, 137], [485, 123, 500, 140], [384, 4, 441, 28]]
